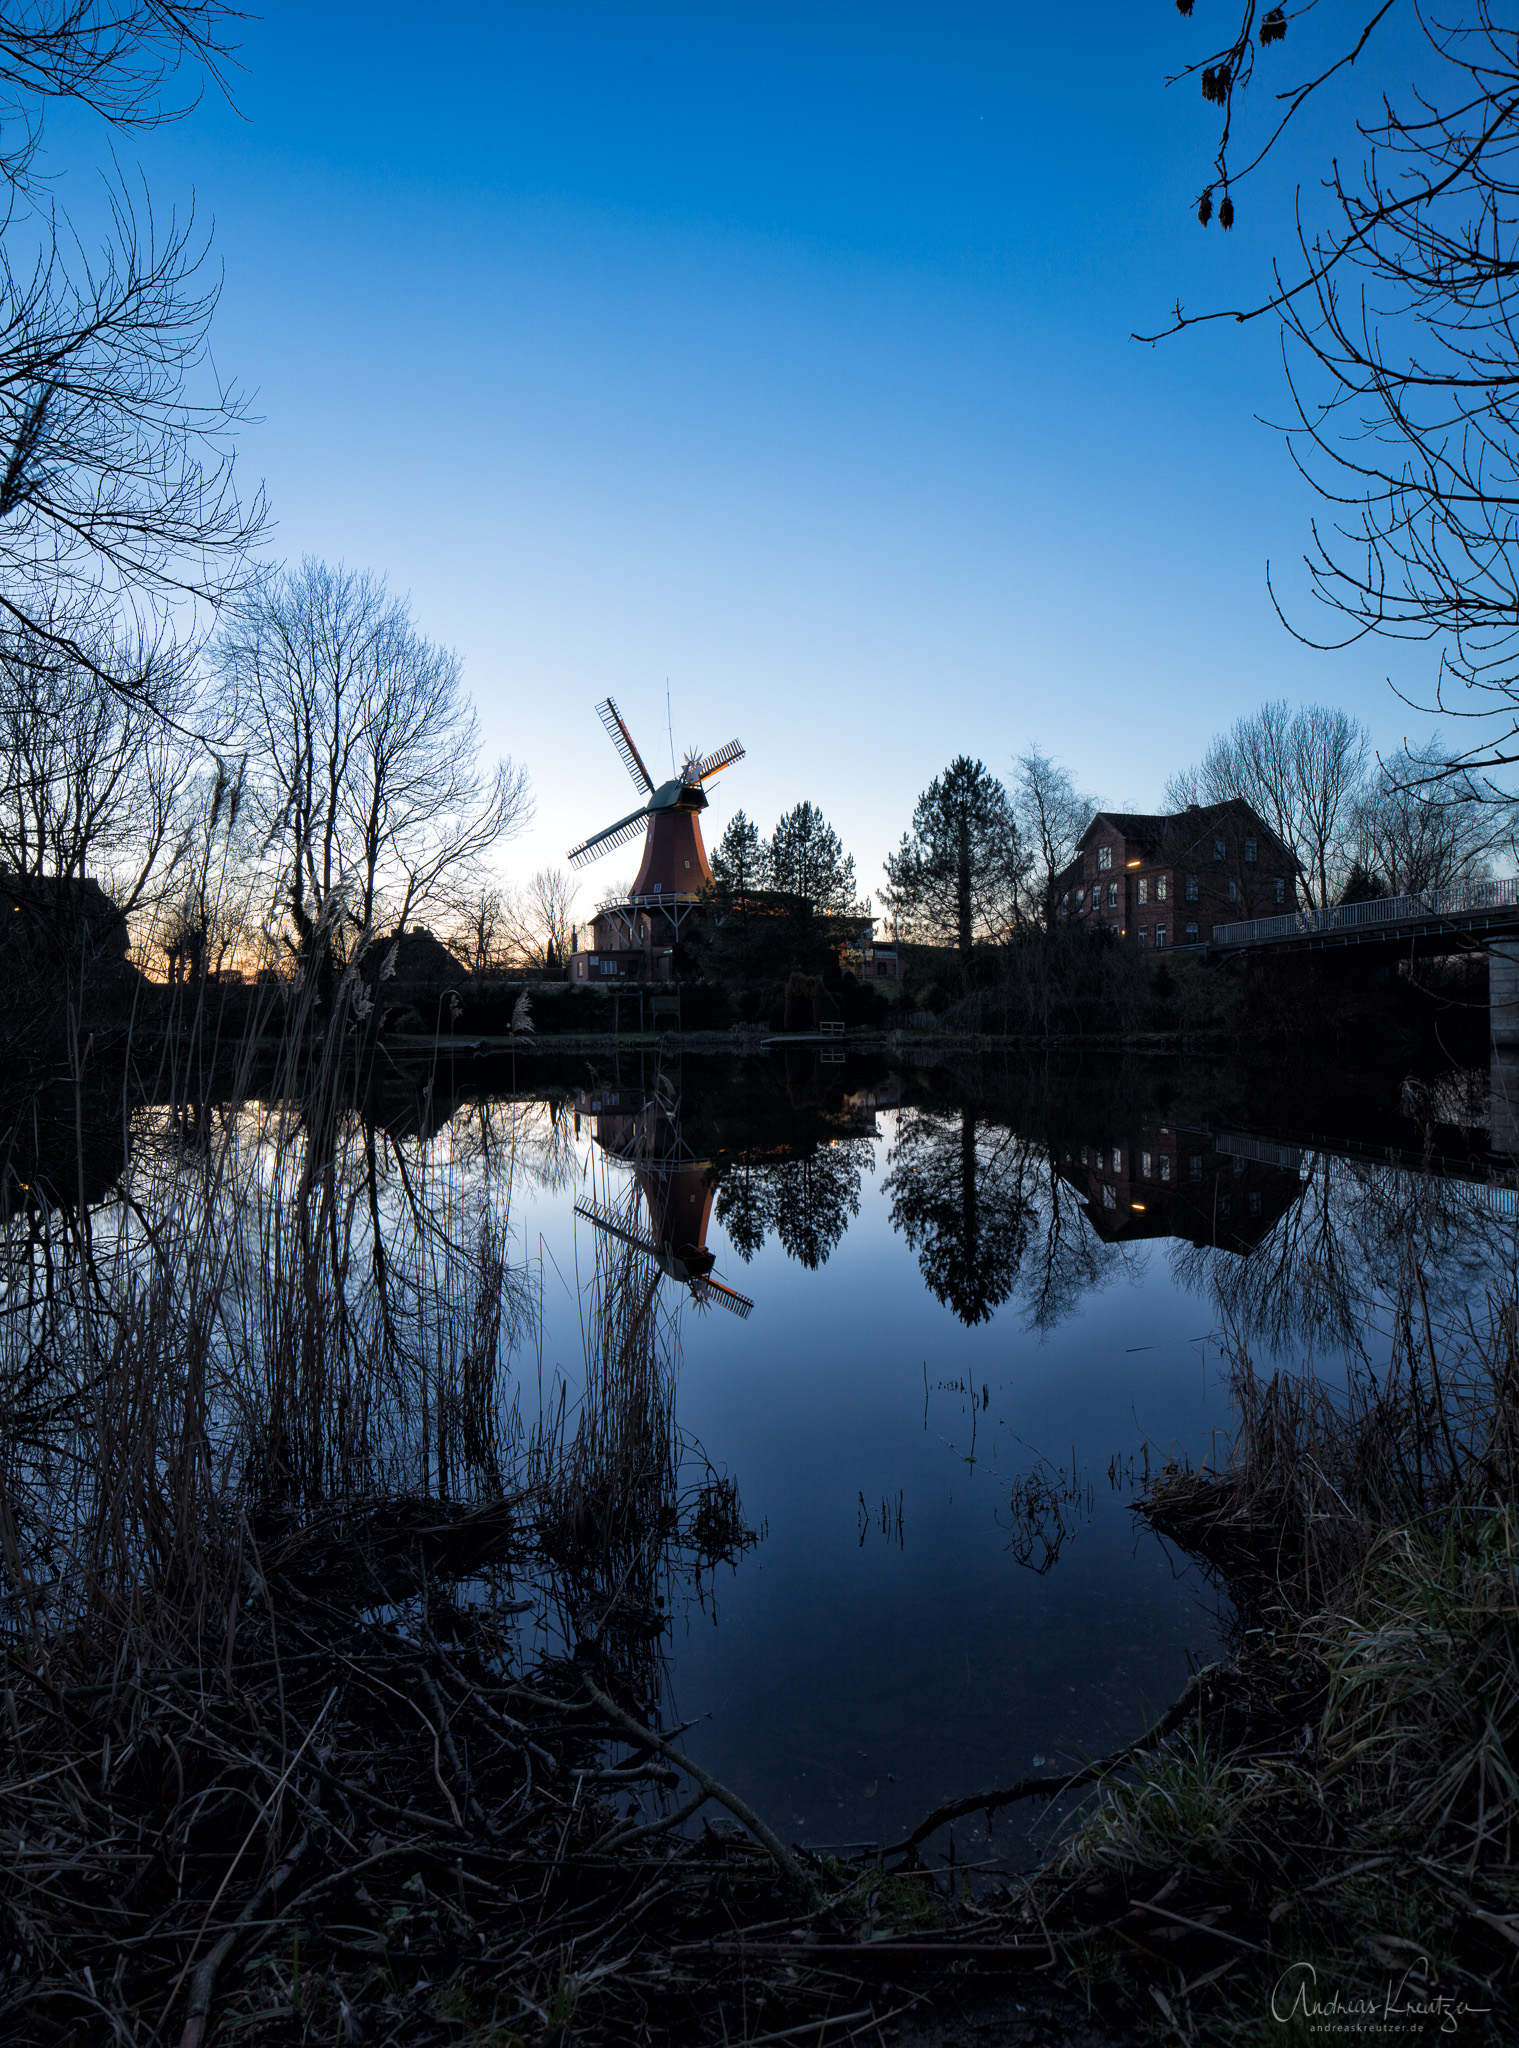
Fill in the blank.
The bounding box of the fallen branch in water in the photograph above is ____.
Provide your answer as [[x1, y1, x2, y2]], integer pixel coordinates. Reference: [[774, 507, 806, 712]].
[[882, 1662, 1224, 1855]]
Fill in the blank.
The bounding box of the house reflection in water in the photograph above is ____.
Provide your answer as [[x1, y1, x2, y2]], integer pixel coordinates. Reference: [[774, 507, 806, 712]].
[[1057, 1125, 1304, 1254]]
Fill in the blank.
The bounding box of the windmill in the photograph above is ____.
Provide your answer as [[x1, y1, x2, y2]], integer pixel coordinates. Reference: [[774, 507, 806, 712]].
[[575, 1069, 755, 1320], [574, 1193, 755, 1320], [567, 698, 745, 905]]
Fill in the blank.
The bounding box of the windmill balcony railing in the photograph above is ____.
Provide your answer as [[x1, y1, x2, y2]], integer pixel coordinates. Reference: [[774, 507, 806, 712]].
[[1210, 876, 1519, 949]]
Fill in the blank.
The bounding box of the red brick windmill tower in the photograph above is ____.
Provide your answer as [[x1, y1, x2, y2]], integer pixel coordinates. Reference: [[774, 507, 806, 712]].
[[566, 698, 745, 959]]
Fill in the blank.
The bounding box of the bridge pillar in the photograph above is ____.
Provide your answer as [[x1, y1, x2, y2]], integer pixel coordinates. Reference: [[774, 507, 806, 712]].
[[1491, 943, 1519, 1152], [1492, 941, 1519, 1046]]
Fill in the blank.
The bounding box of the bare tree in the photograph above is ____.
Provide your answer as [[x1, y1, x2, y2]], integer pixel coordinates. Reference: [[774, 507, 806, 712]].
[[506, 866, 577, 971], [1166, 700, 1368, 907], [1351, 740, 1507, 897], [1012, 746, 1097, 927], [159, 752, 262, 981], [218, 559, 530, 967], [450, 883, 509, 977], [0, 622, 194, 913], [1157, 9, 1519, 797], [0, 7, 261, 694]]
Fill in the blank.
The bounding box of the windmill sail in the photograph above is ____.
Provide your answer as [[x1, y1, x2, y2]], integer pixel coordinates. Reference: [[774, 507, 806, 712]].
[[690, 1275, 756, 1319], [574, 1199, 660, 1259], [567, 806, 649, 869], [690, 739, 745, 782], [599, 697, 655, 792]]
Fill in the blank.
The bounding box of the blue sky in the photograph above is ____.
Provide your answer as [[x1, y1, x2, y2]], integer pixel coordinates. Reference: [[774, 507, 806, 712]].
[[62, 3, 1442, 903]]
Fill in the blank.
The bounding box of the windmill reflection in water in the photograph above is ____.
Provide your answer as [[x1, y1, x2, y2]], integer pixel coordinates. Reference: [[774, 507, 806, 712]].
[[575, 1066, 755, 1328]]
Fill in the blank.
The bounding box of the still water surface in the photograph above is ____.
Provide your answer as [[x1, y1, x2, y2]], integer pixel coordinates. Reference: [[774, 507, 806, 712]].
[[478, 1045, 1509, 1860]]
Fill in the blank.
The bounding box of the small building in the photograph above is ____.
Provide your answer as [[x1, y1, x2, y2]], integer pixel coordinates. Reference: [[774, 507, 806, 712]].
[[837, 919, 901, 983], [567, 906, 678, 984], [1052, 801, 1298, 948]]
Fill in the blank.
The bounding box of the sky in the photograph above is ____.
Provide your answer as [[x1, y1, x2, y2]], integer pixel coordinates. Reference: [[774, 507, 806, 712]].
[[51, 2, 1447, 908]]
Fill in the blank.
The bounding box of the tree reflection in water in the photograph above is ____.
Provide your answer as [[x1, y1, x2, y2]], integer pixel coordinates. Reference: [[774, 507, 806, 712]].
[[1171, 1147, 1517, 1364], [883, 1106, 1035, 1325], [713, 1139, 869, 1270]]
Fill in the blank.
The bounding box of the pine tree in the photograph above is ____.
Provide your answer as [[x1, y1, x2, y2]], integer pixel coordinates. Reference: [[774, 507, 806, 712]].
[[768, 801, 856, 912], [883, 756, 1025, 959], [710, 808, 768, 901]]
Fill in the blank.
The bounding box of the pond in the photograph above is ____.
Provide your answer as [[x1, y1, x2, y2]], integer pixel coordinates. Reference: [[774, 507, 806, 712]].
[[6, 1036, 1511, 1871], [462, 1041, 1512, 1863]]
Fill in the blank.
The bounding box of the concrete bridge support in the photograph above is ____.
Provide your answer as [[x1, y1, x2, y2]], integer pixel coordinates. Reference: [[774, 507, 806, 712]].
[[1491, 942, 1519, 1153]]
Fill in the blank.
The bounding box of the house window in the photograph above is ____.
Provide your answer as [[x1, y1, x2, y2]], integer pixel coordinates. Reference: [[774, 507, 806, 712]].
[[1154, 924, 1166, 948], [1245, 836, 1257, 863], [1111, 1147, 1122, 1172], [1185, 921, 1199, 943], [1156, 874, 1168, 902], [1107, 882, 1118, 908], [1137, 877, 1148, 905], [1185, 873, 1199, 902], [1274, 877, 1285, 906], [1102, 1183, 1116, 1208], [1075, 887, 1085, 911], [1189, 1155, 1202, 1180], [1214, 835, 1225, 860], [1097, 845, 1112, 871], [1058, 894, 1068, 916], [1141, 1151, 1152, 1177], [1159, 1154, 1170, 1182], [1138, 926, 1149, 947], [1219, 1195, 1231, 1218], [1249, 1190, 1262, 1217], [1228, 879, 1240, 903]]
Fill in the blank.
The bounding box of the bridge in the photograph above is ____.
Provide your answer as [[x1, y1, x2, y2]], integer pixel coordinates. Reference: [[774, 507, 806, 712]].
[[1208, 877, 1519, 957], [1207, 880, 1519, 1137]]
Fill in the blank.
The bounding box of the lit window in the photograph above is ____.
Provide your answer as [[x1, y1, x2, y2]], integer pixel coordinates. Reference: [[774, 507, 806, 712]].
[[1245, 836, 1257, 862], [1137, 877, 1148, 905], [1156, 874, 1167, 902], [1076, 887, 1085, 911], [1214, 835, 1225, 860], [1274, 877, 1285, 905], [1185, 873, 1199, 902], [1097, 845, 1112, 871], [1107, 882, 1118, 908]]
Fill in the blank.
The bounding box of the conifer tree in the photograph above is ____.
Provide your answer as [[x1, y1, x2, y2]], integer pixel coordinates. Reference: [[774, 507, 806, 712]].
[[710, 808, 768, 901], [884, 756, 1025, 959], [768, 801, 856, 912]]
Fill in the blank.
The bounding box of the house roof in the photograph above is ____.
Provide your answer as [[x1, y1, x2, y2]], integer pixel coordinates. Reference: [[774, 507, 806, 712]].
[[1075, 799, 1298, 864]]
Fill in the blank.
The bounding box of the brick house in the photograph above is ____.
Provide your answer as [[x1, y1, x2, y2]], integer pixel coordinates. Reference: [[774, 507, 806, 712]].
[[1051, 801, 1298, 949], [1058, 1123, 1303, 1253]]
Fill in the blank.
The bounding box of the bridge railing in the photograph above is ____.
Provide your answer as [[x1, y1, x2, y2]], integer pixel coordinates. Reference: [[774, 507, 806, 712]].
[[1211, 876, 1519, 949]]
